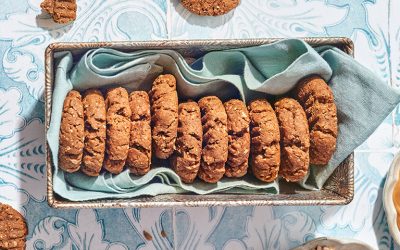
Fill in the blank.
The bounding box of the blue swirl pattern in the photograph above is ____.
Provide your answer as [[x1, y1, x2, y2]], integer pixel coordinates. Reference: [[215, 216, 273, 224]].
[[0, 0, 399, 249]]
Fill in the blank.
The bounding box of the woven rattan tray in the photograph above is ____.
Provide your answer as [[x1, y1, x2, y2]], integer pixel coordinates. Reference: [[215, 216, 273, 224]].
[[45, 38, 354, 209]]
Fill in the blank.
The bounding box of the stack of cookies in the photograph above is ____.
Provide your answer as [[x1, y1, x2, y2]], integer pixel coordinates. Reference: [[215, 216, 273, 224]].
[[58, 74, 337, 184]]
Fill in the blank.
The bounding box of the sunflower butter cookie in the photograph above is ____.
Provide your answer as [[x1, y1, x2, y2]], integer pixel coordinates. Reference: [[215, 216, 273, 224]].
[[59, 90, 84, 173], [104, 87, 131, 174], [294, 76, 338, 165], [224, 99, 250, 178], [41, 0, 77, 24], [248, 99, 280, 182], [181, 0, 240, 16], [149, 74, 179, 159], [274, 98, 310, 182], [198, 96, 228, 183], [171, 101, 203, 183], [0, 204, 27, 250], [127, 91, 152, 176], [82, 89, 106, 176]]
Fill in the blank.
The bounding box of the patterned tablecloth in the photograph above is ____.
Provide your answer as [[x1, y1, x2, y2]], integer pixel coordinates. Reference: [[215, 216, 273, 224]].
[[0, 0, 399, 249]]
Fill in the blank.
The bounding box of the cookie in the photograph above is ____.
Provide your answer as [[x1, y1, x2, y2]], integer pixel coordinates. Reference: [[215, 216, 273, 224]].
[[104, 87, 131, 174], [198, 96, 228, 183], [224, 99, 250, 178], [274, 98, 310, 182], [0, 204, 27, 250], [149, 74, 179, 159], [181, 0, 240, 16], [82, 89, 106, 176], [248, 99, 280, 182], [41, 0, 77, 24], [171, 101, 203, 183], [58, 90, 84, 173], [294, 76, 338, 165], [127, 91, 152, 176]]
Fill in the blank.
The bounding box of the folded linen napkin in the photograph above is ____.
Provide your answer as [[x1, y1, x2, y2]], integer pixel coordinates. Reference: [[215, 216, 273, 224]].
[[47, 39, 400, 201]]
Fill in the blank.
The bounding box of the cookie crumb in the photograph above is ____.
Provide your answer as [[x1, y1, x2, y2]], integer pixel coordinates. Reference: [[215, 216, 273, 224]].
[[143, 230, 153, 241]]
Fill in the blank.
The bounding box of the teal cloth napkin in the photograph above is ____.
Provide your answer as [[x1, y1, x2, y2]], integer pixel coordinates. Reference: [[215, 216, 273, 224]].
[[46, 39, 400, 201]]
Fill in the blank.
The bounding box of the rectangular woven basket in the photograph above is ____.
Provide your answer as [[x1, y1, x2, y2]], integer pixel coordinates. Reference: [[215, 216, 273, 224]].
[[45, 37, 354, 209]]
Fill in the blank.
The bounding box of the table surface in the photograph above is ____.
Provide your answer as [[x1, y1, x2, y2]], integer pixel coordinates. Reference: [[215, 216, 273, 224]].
[[0, 0, 399, 249]]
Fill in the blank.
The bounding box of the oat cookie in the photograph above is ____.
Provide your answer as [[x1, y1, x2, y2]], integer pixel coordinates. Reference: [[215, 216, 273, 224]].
[[181, 0, 240, 16], [104, 87, 131, 174], [0, 204, 27, 250], [294, 75, 338, 165], [248, 99, 280, 182], [41, 0, 77, 24], [58, 90, 84, 173], [127, 91, 152, 176], [224, 99, 250, 178], [274, 98, 310, 182], [149, 74, 179, 159], [198, 96, 228, 183], [82, 89, 106, 176], [171, 101, 203, 183]]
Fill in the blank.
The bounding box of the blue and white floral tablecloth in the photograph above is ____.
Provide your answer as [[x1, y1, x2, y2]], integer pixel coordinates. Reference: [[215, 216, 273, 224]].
[[1, 0, 399, 249]]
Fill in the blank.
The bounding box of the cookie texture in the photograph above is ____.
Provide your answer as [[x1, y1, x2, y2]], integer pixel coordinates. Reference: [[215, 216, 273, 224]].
[[58, 90, 84, 173], [248, 99, 280, 182], [0, 204, 27, 250], [181, 0, 240, 16], [171, 101, 203, 183], [275, 98, 310, 182], [149, 74, 179, 159], [127, 91, 152, 176], [104, 88, 131, 174], [82, 89, 106, 176], [224, 99, 250, 178], [294, 76, 338, 165], [41, 0, 77, 23], [198, 96, 228, 183]]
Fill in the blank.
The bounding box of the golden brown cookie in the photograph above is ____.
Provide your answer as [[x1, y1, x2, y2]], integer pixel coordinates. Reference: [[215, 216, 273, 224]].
[[104, 87, 131, 174], [58, 90, 84, 173], [149, 74, 179, 159], [274, 98, 310, 182], [0, 204, 27, 250], [171, 101, 203, 183], [224, 99, 250, 178], [248, 99, 280, 182], [127, 91, 152, 176], [81, 89, 106, 176], [41, 0, 77, 24], [198, 96, 228, 183], [294, 76, 338, 165], [181, 0, 240, 16]]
